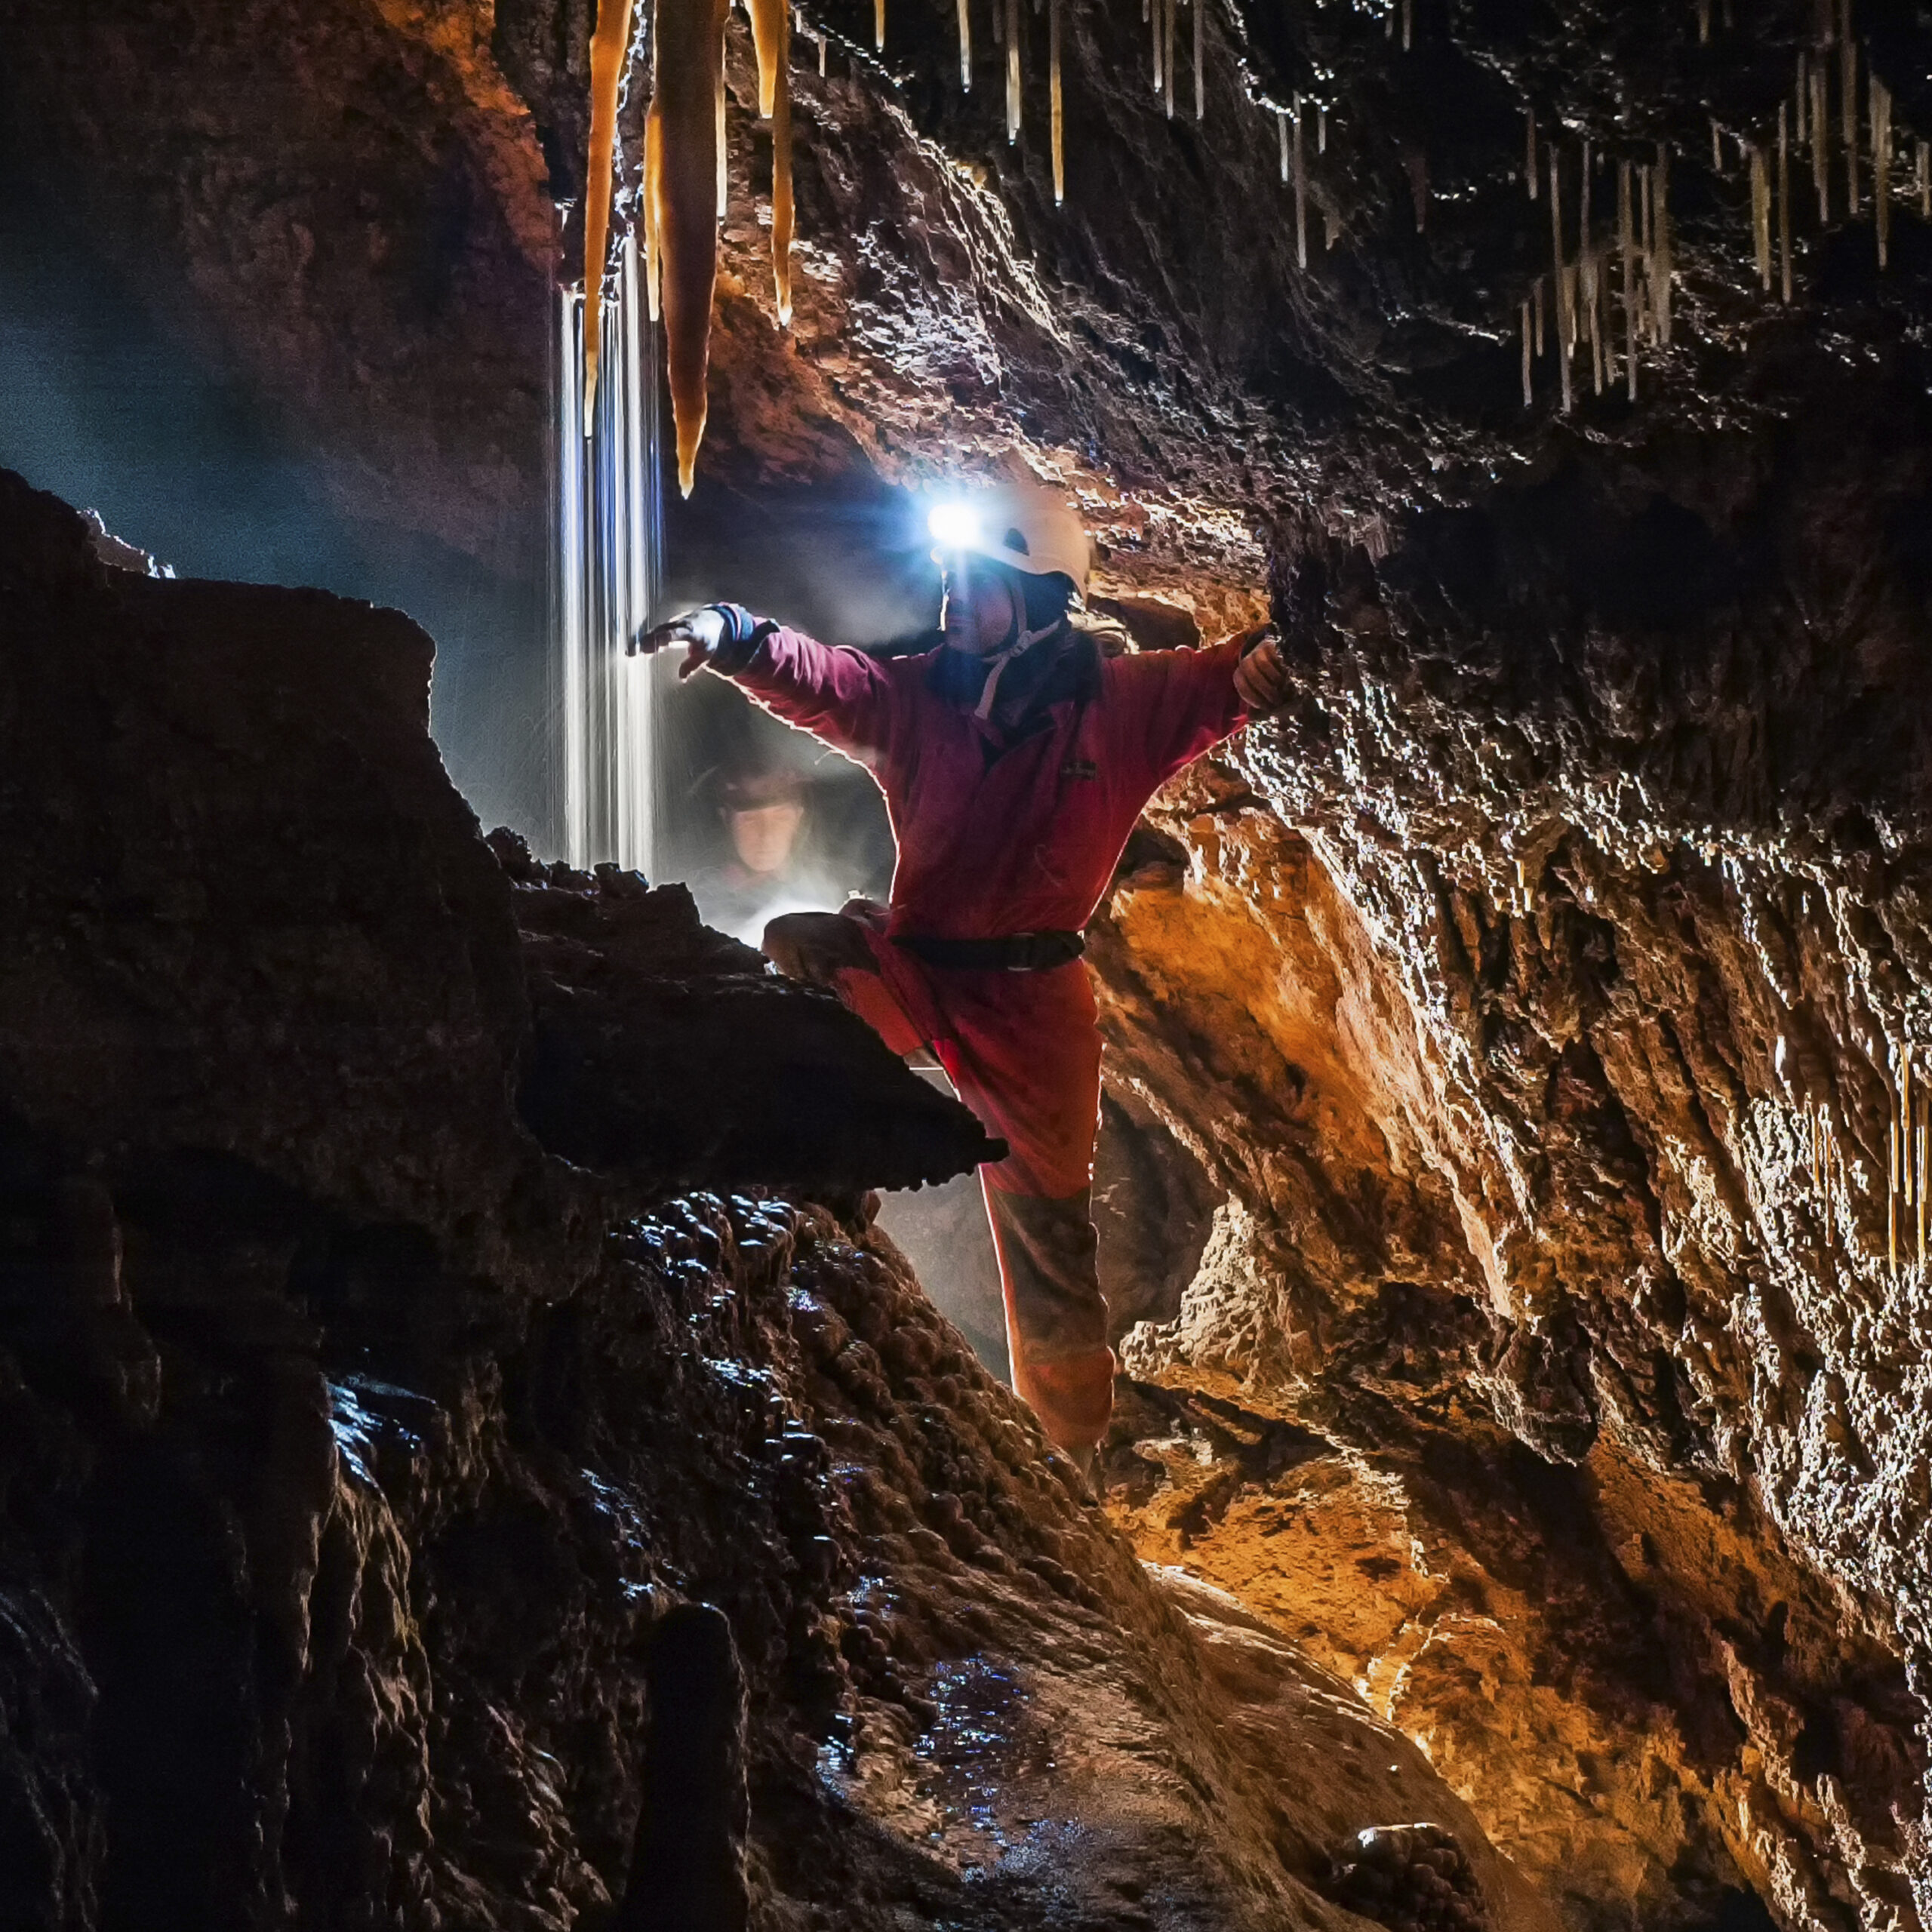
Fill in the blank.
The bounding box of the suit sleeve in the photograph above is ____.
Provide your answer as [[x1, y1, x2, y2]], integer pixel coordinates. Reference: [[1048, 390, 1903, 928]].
[[1107, 633, 1251, 795], [722, 625, 898, 761]]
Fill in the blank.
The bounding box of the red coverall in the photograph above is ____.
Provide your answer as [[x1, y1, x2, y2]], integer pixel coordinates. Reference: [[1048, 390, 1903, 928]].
[[726, 623, 1250, 1455]]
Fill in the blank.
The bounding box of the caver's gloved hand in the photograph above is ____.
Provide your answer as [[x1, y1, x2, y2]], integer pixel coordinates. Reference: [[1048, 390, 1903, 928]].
[[1232, 626, 1291, 714], [630, 602, 774, 678]]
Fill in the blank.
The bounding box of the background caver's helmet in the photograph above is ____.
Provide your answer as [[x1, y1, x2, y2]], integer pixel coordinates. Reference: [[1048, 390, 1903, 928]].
[[928, 478, 1092, 598]]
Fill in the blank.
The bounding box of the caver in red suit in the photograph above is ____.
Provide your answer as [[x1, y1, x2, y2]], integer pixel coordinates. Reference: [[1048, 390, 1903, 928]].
[[691, 579, 1263, 1463]]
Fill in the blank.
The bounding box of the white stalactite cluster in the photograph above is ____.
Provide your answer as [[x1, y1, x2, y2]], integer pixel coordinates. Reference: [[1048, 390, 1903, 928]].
[[1777, 1026, 1932, 1287], [1520, 137, 1670, 414], [1726, 0, 1919, 291], [1884, 1040, 1929, 1278], [1518, 0, 1921, 418]]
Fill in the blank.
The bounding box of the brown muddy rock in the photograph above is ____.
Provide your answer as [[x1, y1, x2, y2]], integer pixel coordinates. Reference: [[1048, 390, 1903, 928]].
[[1090, 684, 1932, 1929], [491, 832, 1004, 1195]]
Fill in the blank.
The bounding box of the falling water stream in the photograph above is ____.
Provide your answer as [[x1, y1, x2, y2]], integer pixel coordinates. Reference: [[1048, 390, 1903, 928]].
[[555, 232, 666, 875]]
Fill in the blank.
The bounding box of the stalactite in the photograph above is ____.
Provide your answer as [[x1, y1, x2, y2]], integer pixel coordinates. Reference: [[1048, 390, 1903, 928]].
[[1797, 53, 1808, 148], [1534, 274, 1546, 355], [1909, 1120, 1924, 1267], [1294, 94, 1307, 269], [1653, 145, 1672, 346], [1550, 148, 1572, 414], [1277, 107, 1288, 183], [1872, 76, 1890, 268], [1751, 143, 1772, 289], [1148, 0, 1159, 96], [958, 0, 972, 87], [1589, 256, 1605, 392], [1919, 139, 1930, 217], [817, 32, 826, 74], [1526, 107, 1538, 200], [644, 142, 661, 321], [874, 0, 884, 49], [721, 57, 736, 228], [1889, 1118, 1899, 1273], [747, 0, 793, 322], [1638, 160, 1652, 298], [1620, 158, 1638, 399], [992, 0, 1002, 44], [649, 0, 732, 494], [1409, 152, 1429, 232], [1778, 103, 1792, 302], [1050, 0, 1064, 203], [1521, 299, 1533, 405], [1902, 1052, 1913, 1204], [1580, 143, 1598, 378], [1711, 119, 1722, 174], [1813, 58, 1831, 220], [1193, 0, 1204, 122], [1697, 0, 1711, 41], [1163, 0, 1176, 121], [581, 0, 638, 422], [1318, 106, 1327, 154], [1841, 0, 1859, 214], [1005, 0, 1020, 140], [1401, 0, 1411, 51]]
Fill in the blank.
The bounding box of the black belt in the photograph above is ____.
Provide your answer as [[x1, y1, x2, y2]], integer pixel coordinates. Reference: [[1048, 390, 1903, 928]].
[[894, 930, 1085, 972]]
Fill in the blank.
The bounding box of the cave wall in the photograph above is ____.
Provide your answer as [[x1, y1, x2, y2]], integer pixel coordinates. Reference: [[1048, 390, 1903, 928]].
[[5, 0, 1932, 1927]]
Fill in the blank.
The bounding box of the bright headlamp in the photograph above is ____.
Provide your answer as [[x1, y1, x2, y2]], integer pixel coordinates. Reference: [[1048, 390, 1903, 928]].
[[926, 500, 983, 551]]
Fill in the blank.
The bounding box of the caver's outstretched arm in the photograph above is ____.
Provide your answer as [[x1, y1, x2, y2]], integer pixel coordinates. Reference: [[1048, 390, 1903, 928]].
[[1106, 623, 1292, 798], [634, 603, 897, 759]]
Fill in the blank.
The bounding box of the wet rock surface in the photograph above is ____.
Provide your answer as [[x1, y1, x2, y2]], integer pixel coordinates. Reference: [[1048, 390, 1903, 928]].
[[6, 0, 1932, 1925], [1090, 715, 1932, 1928], [0, 473, 1547, 1929]]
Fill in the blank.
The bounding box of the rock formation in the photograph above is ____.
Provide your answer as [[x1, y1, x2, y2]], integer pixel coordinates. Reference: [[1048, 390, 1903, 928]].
[[0, 470, 1553, 1928], [4, 0, 1932, 1926]]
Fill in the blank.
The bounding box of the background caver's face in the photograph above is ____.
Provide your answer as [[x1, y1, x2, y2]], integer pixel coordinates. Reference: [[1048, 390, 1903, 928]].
[[725, 800, 805, 876]]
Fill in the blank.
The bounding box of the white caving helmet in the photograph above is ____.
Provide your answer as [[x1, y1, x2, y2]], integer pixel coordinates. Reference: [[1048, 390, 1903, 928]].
[[927, 478, 1092, 598]]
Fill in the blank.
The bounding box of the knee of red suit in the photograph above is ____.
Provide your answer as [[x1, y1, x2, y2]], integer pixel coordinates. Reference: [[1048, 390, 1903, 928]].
[[832, 964, 928, 1058]]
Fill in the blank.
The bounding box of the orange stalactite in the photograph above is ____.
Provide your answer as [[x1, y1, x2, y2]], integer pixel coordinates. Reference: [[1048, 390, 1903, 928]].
[[1007, 0, 1022, 138], [1050, 0, 1064, 202], [582, 0, 637, 423], [651, 0, 734, 496], [746, 0, 795, 321]]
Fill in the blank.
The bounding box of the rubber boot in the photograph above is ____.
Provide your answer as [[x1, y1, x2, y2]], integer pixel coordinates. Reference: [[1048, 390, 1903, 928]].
[[983, 1183, 1114, 1459]]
